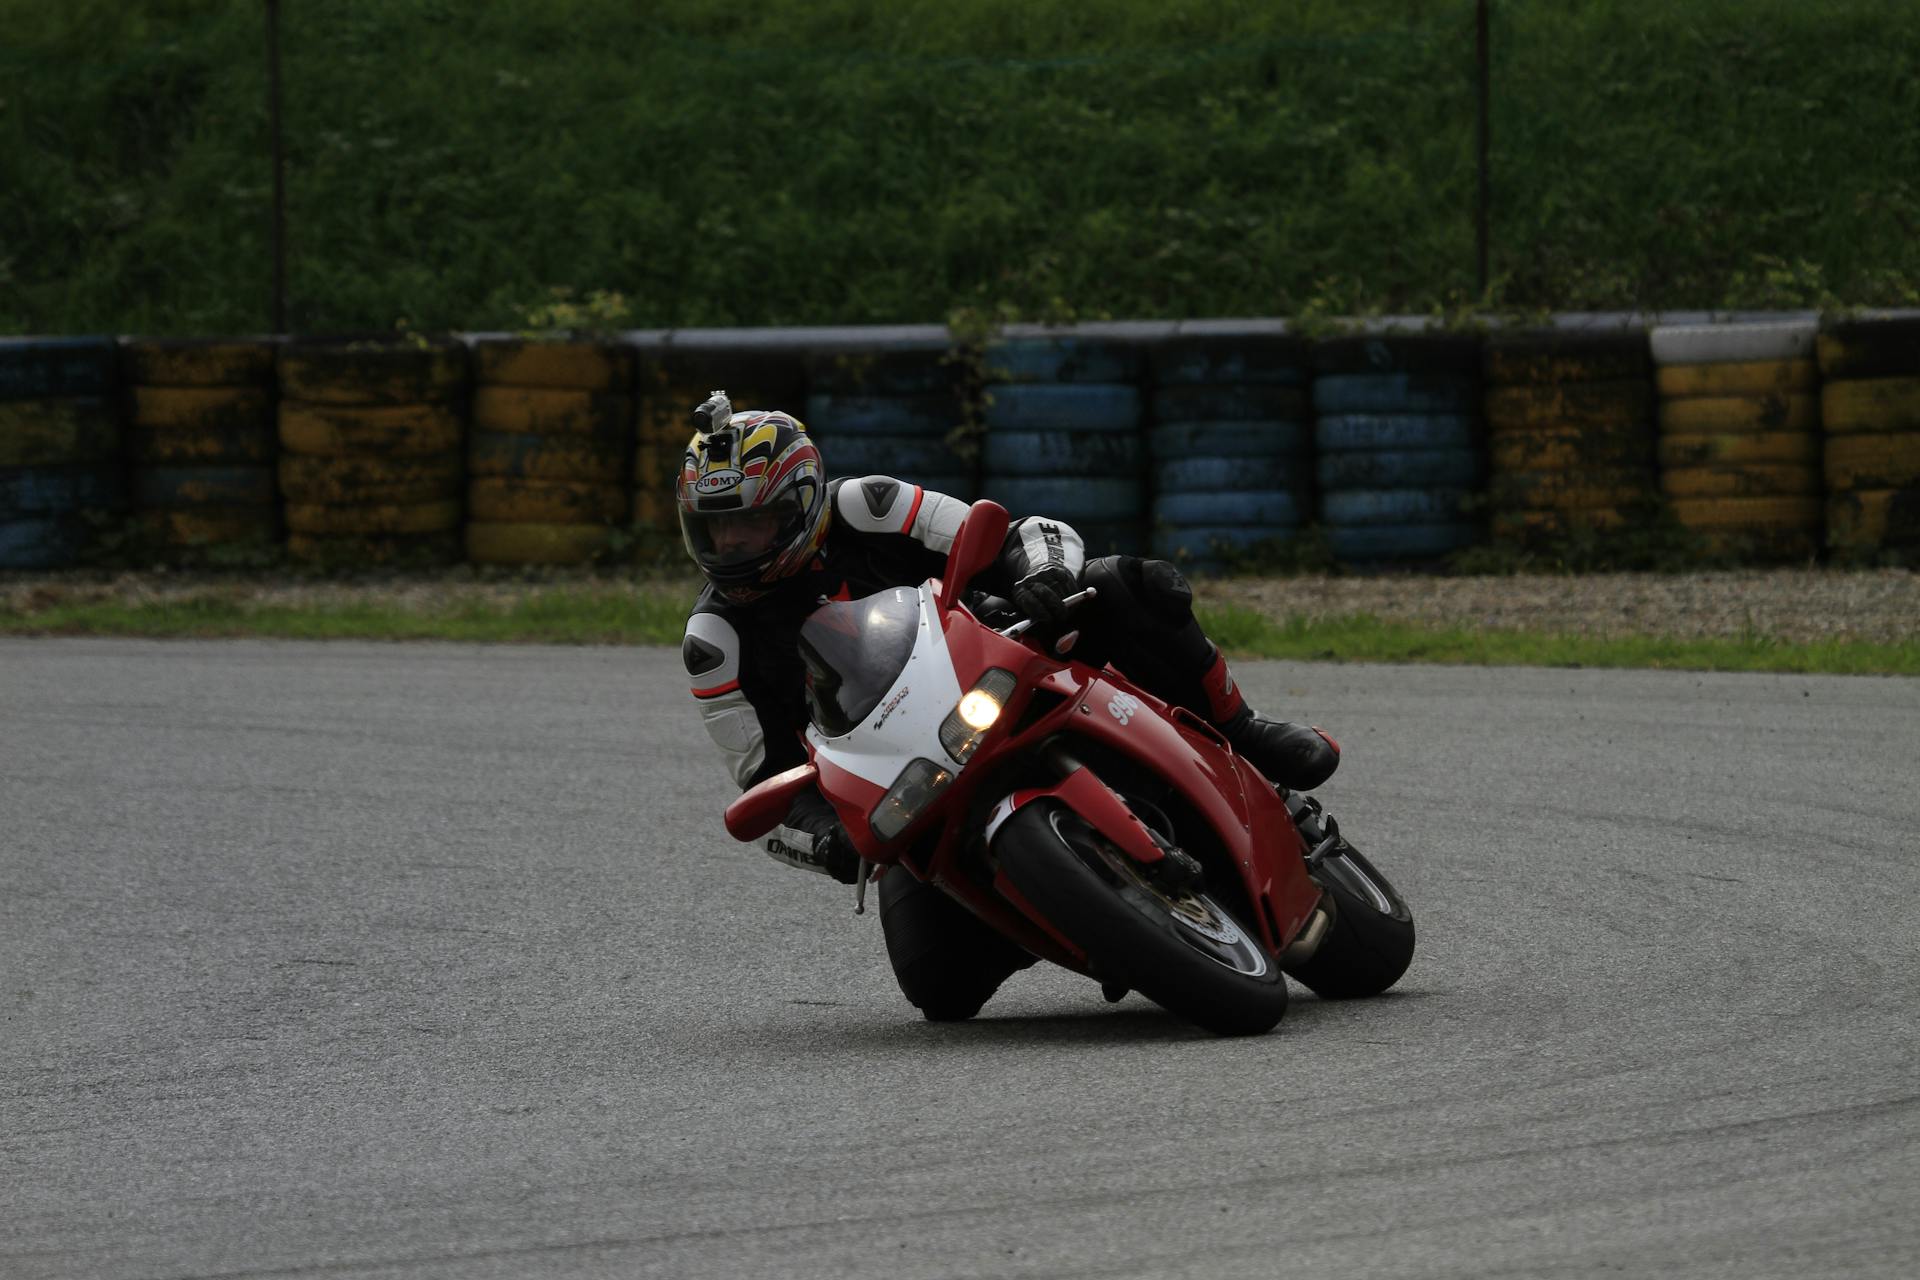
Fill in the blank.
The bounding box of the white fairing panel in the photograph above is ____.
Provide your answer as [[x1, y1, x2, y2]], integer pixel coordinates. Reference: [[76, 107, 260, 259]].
[[806, 583, 964, 787]]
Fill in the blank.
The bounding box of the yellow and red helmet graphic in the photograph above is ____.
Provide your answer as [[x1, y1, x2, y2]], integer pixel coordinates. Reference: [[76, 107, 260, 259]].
[[677, 410, 831, 596]]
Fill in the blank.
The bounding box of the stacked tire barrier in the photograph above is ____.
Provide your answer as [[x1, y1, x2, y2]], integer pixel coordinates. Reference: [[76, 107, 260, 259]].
[[276, 337, 468, 566], [805, 338, 973, 500], [1312, 334, 1482, 562], [122, 339, 278, 561], [633, 341, 809, 541], [1817, 316, 1920, 559], [1651, 321, 1822, 558], [980, 334, 1146, 556], [1145, 330, 1314, 570], [0, 338, 121, 570], [466, 339, 633, 566], [1483, 329, 1657, 549]]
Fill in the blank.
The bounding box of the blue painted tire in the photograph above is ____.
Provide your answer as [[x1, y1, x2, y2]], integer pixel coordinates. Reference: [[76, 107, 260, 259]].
[[1150, 385, 1309, 424], [0, 338, 117, 401], [0, 515, 87, 568], [981, 476, 1143, 523], [1151, 525, 1301, 565], [1149, 421, 1310, 459], [1156, 455, 1312, 495], [983, 430, 1143, 477], [804, 394, 961, 437], [984, 383, 1142, 432], [1315, 413, 1477, 453], [1322, 488, 1477, 526], [1312, 374, 1478, 416], [1326, 523, 1479, 561], [0, 466, 123, 514], [132, 466, 275, 508], [1072, 519, 1147, 558], [1317, 449, 1479, 491], [1312, 335, 1481, 376], [1149, 335, 1310, 387], [819, 433, 969, 477], [986, 337, 1144, 385], [1154, 489, 1305, 527], [805, 346, 954, 396]]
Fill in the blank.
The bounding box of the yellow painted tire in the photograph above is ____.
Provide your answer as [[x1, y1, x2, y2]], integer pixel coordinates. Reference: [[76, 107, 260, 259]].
[[1490, 467, 1652, 512], [1820, 376, 1920, 435], [1657, 393, 1817, 435], [632, 488, 674, 529], [467, 430, 624, 481], [1489, 427, 1649, 473], [0, 399, 118, 465], [1668, 496, 1822, 531], [1483, 379, 1653, 434], [121, 339, 275, 388], [631, 441, 688, 490], [131, 506, 278, 547], [127, 385, 271, 431], [279, 454, 462, 505], [1656, 431, 1819, 468], [472, 386, 631, 438], [473, 340, 635, 391], [1660, 465, 1819, 499], [1824, 432, 1920, 491], [1491, 507, 1631, 540], [1655, 358, 1817, 398], [1816, 319, 1920, 380], [284, 499, 461, 536], [467, 478, 628, 524], [126, 422, 274, 466], [1826, 487, 1920, 549], [277, 339, 466, 406], [286, 531, 461, 566], [465, 520, 615, 565], [278, 401, 461, 457]]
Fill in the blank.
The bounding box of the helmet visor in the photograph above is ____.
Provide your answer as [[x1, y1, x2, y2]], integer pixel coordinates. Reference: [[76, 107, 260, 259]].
[[682, 490, 807, 571]]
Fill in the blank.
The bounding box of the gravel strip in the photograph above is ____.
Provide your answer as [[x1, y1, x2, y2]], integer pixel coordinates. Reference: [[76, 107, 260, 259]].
[[4, 568, 1917, 646]]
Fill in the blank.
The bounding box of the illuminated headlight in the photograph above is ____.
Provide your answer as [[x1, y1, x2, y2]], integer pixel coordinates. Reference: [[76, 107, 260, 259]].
[[869, 758, 953, 841], [939, 668, 1018, 764]]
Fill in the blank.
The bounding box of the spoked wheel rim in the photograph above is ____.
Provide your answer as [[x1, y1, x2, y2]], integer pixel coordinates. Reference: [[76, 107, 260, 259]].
[[1048, 808, 1270, 978]]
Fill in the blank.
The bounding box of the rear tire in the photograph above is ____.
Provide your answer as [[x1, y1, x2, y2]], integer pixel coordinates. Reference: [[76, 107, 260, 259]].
[[996, 801, 1288, 1036], [1284, 835, 1415, 999]]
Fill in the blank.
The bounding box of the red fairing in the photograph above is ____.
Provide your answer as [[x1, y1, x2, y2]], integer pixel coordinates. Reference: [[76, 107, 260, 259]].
[[814, 753, 890, 858]]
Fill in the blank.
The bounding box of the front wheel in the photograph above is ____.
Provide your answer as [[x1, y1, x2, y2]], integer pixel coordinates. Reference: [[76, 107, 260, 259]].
[[995, 801, 1288, 1036]]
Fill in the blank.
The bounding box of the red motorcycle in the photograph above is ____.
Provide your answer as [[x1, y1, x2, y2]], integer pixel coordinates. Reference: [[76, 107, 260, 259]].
[[726, 500, 1414, 1035]]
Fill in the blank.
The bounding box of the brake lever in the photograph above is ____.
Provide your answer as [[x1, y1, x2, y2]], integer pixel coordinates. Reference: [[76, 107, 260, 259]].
[[997, 586, 1098, 640]]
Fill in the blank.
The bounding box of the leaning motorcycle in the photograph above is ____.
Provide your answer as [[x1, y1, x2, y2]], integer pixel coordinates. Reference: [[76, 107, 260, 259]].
[[726, 500, 1414, 1036]]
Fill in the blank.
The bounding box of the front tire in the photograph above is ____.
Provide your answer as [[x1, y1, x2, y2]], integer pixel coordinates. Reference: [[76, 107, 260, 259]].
[[995, 801, 1289, 1036]]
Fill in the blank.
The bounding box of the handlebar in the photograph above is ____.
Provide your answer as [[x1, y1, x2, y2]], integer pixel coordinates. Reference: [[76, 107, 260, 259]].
[[996, 586, 1098, 639]]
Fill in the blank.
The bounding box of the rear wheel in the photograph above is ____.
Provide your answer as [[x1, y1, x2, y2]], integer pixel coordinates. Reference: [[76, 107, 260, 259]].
[[1282, 808, 1415, 998], [995, 801, 1288, 1036]]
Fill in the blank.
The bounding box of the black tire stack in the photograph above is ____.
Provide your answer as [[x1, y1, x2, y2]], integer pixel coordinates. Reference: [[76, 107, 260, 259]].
[[276, 337, 469, 567], [466, 339, 634, 566], [0, 338, 121, 570], [122, 340, 279, 562], [1482, 328, 1657, 551], [805, 338, 973, 500], [1145, 330, 1314, 573], [1311, 333, 1483, 563], [980, 334, 1147, 556], [1816, 316, 1920, 561]]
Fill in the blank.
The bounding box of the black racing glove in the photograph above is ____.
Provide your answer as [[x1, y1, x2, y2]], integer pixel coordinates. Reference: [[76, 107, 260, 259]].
[[765, 789, 863, 884], [1011, 564, 1079, 635]]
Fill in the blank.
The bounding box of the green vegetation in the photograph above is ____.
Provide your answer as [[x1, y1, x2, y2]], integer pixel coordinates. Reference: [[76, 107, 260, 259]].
[[4, 584, 1914, 675], [3, 0, 1917, 335]]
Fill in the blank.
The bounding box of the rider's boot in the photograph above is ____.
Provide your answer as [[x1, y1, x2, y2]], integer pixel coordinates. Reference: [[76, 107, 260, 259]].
[[1197, 645, 1341, 792]]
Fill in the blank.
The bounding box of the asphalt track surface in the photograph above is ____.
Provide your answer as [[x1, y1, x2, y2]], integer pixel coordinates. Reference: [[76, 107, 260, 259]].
[[3, 637, 1917, 1280]]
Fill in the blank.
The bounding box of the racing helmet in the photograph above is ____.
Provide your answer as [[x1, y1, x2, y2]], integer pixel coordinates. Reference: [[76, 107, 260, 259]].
[[676, 392, 830, 600]]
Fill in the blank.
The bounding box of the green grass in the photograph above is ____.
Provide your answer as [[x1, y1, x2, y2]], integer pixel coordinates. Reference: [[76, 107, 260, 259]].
[[3, 0, 1917, 335], [4, 589, 1914, 675]]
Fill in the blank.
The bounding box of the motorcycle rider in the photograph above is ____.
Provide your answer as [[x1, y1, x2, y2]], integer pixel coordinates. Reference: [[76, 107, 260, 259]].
[[679, 391, 1339, 1018]]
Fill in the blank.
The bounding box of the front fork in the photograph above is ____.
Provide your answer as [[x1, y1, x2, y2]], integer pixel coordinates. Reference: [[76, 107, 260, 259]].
[[1286, 790, 1345, 874]]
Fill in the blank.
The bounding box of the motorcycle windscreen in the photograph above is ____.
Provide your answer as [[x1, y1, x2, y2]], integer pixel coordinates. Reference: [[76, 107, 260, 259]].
[[798, 586, 922, 737]]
